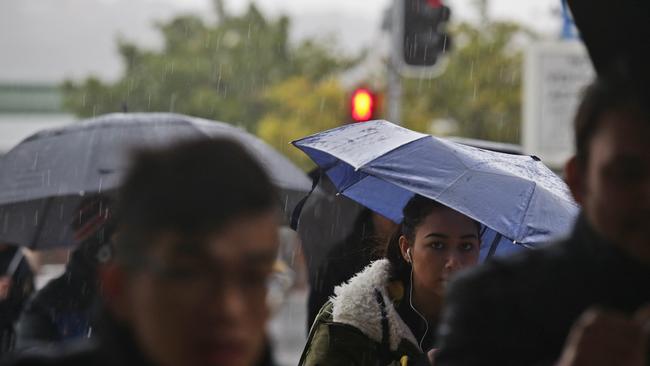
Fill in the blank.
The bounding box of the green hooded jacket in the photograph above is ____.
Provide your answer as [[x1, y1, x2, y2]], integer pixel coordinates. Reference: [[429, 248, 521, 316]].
[[298, 259, 425, 366]]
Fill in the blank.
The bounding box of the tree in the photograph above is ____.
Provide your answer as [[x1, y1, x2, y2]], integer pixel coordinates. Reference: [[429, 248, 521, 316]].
[[401, 21, 535, 143], [62, 2, 360, 132], [257, 76, 347, 170]]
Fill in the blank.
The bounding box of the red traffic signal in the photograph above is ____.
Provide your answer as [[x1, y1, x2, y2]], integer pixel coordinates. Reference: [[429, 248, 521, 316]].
[[350, 88, 376, 122]]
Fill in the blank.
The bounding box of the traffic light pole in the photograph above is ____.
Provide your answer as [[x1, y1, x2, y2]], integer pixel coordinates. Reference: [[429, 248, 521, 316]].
[[386, 0, 403, 125], [387, 54, 403, 125]]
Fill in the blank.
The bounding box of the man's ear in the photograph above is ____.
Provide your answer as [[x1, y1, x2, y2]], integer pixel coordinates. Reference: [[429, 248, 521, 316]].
[[99, 263, 130, 322], [565, 156, 585, 205]]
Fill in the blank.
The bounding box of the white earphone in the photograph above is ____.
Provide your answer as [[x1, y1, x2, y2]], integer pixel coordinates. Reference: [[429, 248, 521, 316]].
[[405, 246, 429, 350]]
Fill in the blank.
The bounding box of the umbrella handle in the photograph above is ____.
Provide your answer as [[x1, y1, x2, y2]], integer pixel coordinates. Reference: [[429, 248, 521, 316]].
[[486, 232, 503, 259], [6, 249, 24, 277], [290, 170, 321, 231]]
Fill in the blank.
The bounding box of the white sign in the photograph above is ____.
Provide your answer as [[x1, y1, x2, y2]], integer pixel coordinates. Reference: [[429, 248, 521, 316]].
[[523, 41, 595, 169]]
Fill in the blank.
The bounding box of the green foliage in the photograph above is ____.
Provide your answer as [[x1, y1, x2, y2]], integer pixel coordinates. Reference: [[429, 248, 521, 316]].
[[63, 4, 358, 133], [402, 21, 535, 143], [63, 1, 534, 167], [257, 76, 347, 170]]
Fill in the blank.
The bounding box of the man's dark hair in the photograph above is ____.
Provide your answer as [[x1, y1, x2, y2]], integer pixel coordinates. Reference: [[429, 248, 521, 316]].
[[114, 138, 277, 267], [574, 77, 650, 167]]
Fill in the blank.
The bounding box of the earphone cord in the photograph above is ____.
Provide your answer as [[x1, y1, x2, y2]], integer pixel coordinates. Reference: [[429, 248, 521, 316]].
[[409, 264, 430, 351]]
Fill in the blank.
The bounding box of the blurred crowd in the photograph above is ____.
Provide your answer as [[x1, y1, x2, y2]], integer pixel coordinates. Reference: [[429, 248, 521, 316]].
[[0, 1, 649, 365]]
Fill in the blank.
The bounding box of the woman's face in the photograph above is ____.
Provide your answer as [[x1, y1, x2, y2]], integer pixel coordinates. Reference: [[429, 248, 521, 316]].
[[401, 207, 480, 299]]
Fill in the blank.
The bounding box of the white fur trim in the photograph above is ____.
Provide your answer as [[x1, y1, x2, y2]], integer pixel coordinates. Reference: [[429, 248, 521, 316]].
[[330, 259, 419, 351]]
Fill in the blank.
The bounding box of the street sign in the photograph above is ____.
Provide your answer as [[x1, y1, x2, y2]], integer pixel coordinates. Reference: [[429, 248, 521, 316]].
[[523, 41, 595, 170]]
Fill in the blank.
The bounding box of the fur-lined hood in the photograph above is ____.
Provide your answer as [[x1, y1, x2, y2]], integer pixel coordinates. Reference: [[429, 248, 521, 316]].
[[330, 259, 419, 351]]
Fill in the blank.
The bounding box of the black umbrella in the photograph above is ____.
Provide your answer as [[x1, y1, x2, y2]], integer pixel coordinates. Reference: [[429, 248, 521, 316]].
[[297, 173, 366, 274], [0, 113, 311, 249]]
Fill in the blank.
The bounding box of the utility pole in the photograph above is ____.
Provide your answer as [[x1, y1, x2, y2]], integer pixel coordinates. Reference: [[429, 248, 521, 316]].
[[385, 0, 452, 125], [474, 0, 488, 29], [385, 0, 403, 125], [387, 59, 403, 125]]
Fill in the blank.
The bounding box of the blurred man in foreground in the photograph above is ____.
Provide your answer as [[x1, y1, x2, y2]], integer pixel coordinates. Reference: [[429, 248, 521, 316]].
[[4, 138, 279, 366], [434, 77, 650, 365]]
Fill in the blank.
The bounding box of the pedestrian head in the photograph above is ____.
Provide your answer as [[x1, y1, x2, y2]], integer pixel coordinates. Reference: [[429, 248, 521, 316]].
[[566, 76, 650, 264], [385, 195, 481, 300], [102, 138, 279, 366]]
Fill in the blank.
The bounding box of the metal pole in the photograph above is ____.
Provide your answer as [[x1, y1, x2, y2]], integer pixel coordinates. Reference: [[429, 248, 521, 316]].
[[560, 0, 576, 39], [387, 0, 403, 125], [387, 59, 402, 124]]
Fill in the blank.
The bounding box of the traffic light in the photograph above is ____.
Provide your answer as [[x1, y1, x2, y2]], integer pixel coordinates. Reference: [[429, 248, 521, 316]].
[[401, 0, 451, 67], [350, 88, 376, 122]]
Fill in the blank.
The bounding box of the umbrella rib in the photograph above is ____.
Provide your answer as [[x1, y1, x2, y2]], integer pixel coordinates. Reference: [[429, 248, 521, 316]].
[[28, 197, 52, 249], [431, 170, 489, 226], [439, 167, 538, 242], [515, 180, 537, 243], [336, 171, 369, 195], [353, 135, 431, 171]]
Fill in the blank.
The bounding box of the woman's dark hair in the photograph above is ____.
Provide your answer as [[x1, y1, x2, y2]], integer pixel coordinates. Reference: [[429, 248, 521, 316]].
[[384, 195, 481, 282], [114, 138, 277, 268], [574, 77, 650, 167], [384, 195, 448, 282]]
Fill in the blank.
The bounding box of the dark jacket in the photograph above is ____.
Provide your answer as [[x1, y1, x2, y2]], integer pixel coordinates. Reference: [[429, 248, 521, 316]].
[[434, 214, 650, 366], [306, 208, 380, 329], [299, 259, 428, 366], [3, 309, 276, 366], [14, 255, 98, 352], [3, 309, 152, 366], [299, 172, 378, 329], [0, 247, 34, 356]]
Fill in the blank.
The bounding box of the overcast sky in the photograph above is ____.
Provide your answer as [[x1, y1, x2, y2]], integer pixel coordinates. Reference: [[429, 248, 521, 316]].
[[0, 0, 561, 83]]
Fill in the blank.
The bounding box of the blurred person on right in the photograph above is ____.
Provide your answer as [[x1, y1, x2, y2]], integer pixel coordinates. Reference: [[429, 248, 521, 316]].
[[3, 138, 279, 366], [434, 77, 650, 366]]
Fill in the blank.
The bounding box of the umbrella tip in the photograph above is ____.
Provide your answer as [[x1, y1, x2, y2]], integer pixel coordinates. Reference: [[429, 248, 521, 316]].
[[530, 155, 541, 162]]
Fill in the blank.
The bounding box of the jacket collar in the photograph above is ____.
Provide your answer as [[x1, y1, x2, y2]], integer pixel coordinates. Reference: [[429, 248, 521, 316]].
[[330, 259, 419, 351]]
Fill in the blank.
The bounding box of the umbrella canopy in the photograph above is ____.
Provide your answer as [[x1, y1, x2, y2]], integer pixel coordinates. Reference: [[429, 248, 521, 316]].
[[293, 120, 579, 258], [0, 113, 312, 249]]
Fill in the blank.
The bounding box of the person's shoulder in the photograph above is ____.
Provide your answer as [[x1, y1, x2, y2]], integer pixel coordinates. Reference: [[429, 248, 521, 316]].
[[491, 239, 572, 272], [2, 343, 103, 366], [23, 274, 72, 311], [450, 239, 573, 297], [300, 299, 380, 366], [312, 300, 335, 326]]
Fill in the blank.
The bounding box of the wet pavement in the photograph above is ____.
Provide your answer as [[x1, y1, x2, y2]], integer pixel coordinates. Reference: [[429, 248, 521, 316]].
[[269, 288, 308, 366]]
